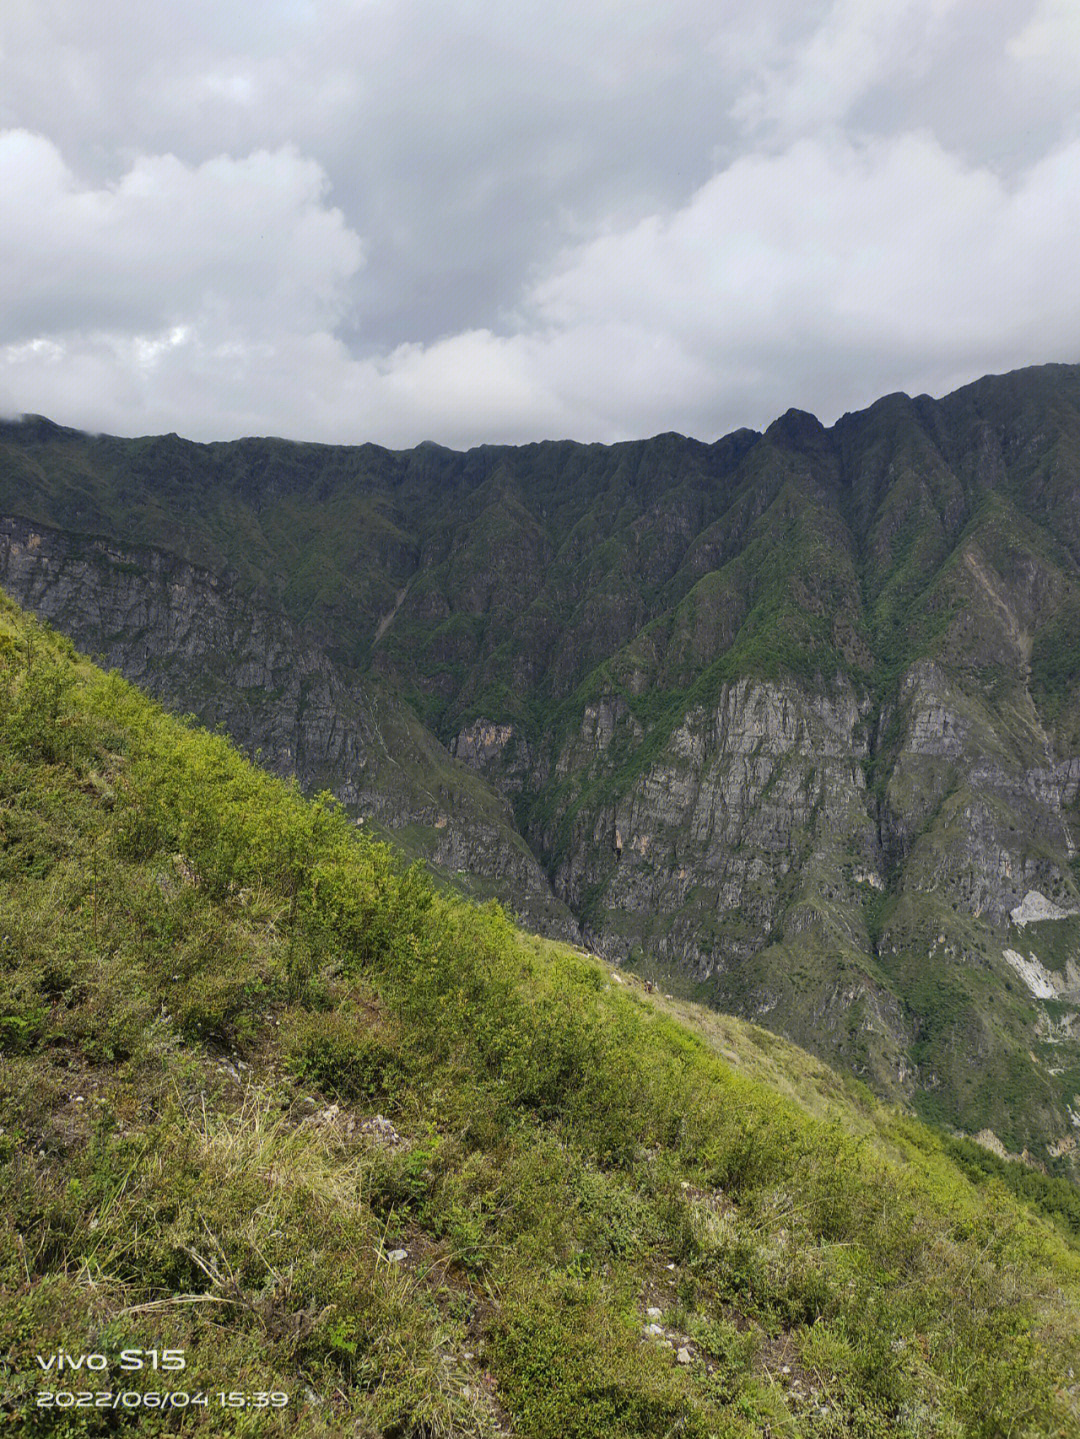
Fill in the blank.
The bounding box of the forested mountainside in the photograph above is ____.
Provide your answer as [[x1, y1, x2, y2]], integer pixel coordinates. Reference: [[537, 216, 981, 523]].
[[2, 594, 1080, 1438], [4, 362, 1080, 1165]]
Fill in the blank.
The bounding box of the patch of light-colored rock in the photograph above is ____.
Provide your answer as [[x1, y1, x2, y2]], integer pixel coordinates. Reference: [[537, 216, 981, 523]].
[[1001, 948, 1058, 999], [1009, 889, 1079, 926]]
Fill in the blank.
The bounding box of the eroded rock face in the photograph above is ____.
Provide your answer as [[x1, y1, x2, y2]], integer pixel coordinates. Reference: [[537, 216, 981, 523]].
[[879, 664, 1080, 929], [453, 719, 516, 769], [1001, 948, 1080, 1000], [551, 677, 871, 967], [1, 516, 335, 779], [1011, 890, 1080, 926], [445, 657, 1080, 1142], [532, 678, 899, 1097], [451, 718, 542, 793]]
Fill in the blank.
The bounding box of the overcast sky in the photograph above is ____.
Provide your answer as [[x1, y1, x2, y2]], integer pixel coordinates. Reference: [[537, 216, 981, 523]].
[[2, 0, 1079, 447]]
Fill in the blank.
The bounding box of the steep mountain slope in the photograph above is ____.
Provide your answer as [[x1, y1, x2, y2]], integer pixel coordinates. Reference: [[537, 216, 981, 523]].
[[4, 363, 1080, 1162], [2, 595, 1080, 1438]]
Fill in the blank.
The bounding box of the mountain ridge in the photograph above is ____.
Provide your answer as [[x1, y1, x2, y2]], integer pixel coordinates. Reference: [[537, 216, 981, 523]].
[[5, 361, 1080, 1164]]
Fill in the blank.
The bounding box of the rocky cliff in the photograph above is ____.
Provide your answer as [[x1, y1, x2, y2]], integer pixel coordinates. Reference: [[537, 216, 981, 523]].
[[5, 364, 1080, 1166]]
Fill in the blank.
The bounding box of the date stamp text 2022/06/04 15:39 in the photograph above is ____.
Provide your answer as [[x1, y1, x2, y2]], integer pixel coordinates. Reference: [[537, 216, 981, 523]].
[[33, 1349, 291, 1412]]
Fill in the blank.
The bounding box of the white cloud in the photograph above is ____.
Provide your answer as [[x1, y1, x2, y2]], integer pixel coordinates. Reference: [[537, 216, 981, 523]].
[[1008, 0, 1080, 65], [728, 0, 968, 137], [0, 132, 362, 344], [517, 129, 1080, 432]]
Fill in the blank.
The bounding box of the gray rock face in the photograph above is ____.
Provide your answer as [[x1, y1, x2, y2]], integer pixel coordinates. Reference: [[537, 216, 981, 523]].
[[448, 650, 1080, 1147], [451, 718, 540, 792], [1, 517, 349, 786], [1012, 891, 1080, 926], [881, 662, 1080, 928], [551, 677, 872, 968]]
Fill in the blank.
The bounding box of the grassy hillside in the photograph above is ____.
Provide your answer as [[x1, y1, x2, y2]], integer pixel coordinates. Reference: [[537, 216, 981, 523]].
[[2, 594, 1080, 1438]]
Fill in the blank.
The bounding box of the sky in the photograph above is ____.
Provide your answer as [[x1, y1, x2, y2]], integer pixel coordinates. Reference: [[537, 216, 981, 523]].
[[1, 0, 1079, 448]]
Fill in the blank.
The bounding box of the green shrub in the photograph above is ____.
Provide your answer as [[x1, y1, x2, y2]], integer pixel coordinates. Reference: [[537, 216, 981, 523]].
[[284, 1004, 406, 1101], [489, 1277, 718, 1439]]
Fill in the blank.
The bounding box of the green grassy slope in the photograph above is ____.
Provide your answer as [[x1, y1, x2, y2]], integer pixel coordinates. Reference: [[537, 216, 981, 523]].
[[2, 596, 1080, 1438]]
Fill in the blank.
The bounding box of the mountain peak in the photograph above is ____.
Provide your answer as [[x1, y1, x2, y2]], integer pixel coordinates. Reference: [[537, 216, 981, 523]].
[[764, 406, 828, 448]]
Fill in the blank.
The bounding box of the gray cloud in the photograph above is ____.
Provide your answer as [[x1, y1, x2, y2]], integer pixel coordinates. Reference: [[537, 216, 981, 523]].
[[1, 0, 1078, 444]]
